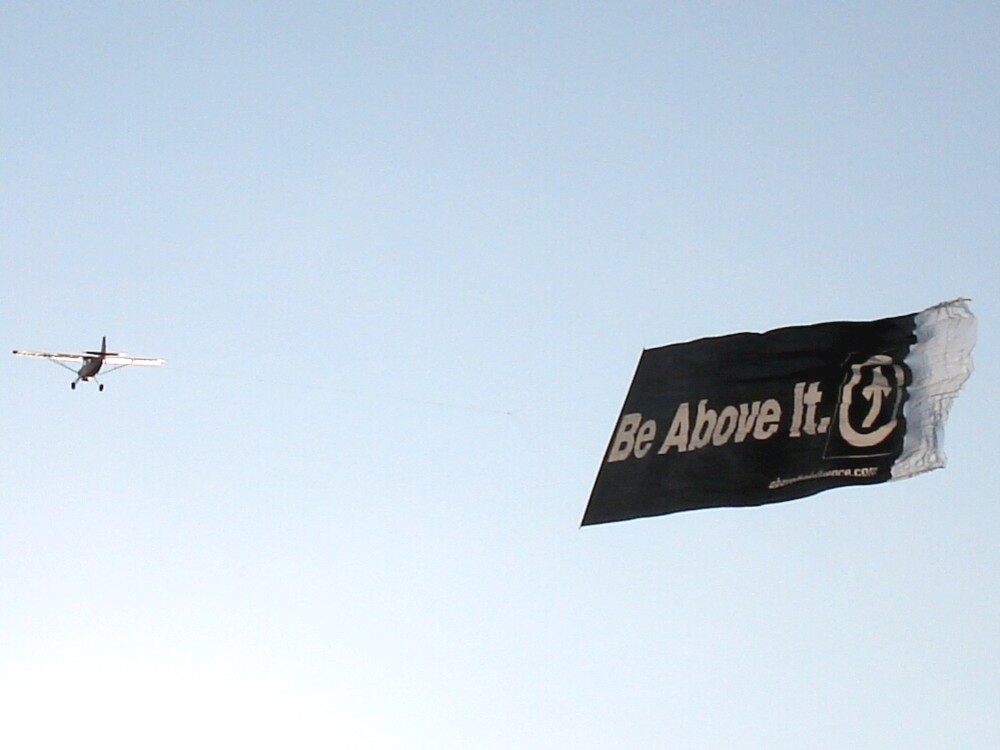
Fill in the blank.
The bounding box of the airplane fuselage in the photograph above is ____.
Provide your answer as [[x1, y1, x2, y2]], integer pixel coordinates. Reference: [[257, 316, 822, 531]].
[[78, 356, 103, 380], [71, 337, 109, 389]]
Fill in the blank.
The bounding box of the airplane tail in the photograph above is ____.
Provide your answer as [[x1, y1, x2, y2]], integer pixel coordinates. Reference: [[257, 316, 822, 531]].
[[86, 336, 109, 357]]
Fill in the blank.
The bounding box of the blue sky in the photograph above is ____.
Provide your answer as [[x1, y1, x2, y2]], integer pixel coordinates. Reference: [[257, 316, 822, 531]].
[[2, 2, 997, 747]]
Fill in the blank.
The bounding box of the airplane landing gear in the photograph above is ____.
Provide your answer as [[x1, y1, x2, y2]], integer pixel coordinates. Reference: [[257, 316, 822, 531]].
[[71, 382, 76, 390], [99, 384, 105, 392]]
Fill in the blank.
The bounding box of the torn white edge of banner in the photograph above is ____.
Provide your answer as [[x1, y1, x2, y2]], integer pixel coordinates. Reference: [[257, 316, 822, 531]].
[[893, 298, 977, 480]]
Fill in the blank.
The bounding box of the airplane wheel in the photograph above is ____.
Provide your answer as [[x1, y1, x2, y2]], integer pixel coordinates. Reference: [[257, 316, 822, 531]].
[[99, 384, 105, 392], [71, 382, 76, 390]]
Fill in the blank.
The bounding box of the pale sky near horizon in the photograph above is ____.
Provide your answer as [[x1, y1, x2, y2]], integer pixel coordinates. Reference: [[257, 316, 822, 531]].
[[2, 3, 998, 748]]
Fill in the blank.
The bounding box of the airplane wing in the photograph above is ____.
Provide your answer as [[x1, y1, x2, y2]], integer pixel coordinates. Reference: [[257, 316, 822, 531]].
[[12, 349, 86, 363], [103, 355, 166, 367]]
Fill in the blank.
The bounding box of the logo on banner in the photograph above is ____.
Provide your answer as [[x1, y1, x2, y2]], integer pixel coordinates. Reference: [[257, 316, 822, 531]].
[[825, 354, 909, 458]]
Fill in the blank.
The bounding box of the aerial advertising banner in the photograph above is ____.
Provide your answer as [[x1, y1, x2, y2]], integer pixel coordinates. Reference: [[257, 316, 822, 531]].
[[583, 299, 976, 526]]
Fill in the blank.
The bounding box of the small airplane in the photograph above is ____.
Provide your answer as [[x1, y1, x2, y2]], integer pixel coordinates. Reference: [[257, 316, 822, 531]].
[[12, 336, 165, 391]]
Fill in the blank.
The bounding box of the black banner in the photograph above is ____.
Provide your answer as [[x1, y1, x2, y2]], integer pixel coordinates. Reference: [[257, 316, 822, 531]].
[[583, 312, 922, 525]]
